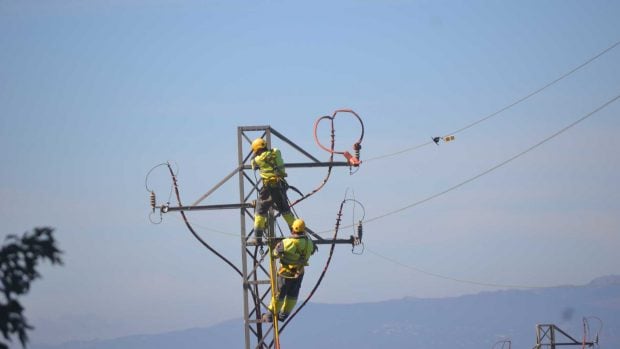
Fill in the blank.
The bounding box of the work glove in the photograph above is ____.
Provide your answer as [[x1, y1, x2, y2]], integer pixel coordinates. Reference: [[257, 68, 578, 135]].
[[274, 242, 284, 257]]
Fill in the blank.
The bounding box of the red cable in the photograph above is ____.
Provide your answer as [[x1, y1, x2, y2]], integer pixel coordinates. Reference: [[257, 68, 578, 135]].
[[313, 109, 364, 154], [313, 109, 364, 167]]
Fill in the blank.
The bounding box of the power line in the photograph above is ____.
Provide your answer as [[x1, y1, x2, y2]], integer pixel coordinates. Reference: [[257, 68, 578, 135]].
[[345, 111, 613, 290], [317, 92, 620, 234], [167, 163, 243, 276], [172, 214, 238, 237], [366, 247, 548, 289], [448, 40, 620, 136], [364, 140, 433, 162], [364, 39, 620, 163]]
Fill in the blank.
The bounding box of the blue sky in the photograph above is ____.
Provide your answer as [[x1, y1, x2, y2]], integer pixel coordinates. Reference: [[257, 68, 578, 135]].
[[1, 0, 619, 345]]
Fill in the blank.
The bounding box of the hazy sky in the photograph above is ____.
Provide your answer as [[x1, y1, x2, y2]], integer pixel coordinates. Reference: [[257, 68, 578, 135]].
[[1, 0, 619, 345]]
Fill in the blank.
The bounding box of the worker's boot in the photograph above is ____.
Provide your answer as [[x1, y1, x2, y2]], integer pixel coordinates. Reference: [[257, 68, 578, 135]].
[[278, 313, 289, 322], [249, 229, 264, 245]]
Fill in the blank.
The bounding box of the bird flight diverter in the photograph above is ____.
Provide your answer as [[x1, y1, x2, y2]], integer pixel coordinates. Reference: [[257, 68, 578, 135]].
[[432, 135, 456, 145], [313, 109, 365, 167]]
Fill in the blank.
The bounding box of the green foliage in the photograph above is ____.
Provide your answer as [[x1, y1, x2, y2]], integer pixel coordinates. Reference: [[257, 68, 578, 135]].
[[0, 228, 63, 348]]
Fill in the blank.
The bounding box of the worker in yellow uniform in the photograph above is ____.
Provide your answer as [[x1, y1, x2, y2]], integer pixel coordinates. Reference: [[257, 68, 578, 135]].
[[263, 219, 315, 322], [250, 138, 296, 244]]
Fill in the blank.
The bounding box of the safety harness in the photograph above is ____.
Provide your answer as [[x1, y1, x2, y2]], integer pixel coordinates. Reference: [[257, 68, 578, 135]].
[[278, 235, 312, 278], [254, 148, 286, 187]]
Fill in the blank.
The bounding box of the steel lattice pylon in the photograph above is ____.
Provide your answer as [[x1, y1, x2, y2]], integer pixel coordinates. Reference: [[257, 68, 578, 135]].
[[236, 126, 354, 349], [162, 126, 355, 349]]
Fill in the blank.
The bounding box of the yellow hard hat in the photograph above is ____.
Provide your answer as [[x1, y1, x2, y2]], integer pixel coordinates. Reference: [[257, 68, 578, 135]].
[[292, 219, 305, 234], [251, 138, 266, 154]]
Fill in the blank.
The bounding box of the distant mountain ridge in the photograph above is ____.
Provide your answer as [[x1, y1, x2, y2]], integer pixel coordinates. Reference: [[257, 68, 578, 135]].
[[32, 276, 620, 349], [588, 274, 620, 286]]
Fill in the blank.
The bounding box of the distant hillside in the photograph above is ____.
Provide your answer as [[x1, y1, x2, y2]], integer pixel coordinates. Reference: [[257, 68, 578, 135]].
[[32, 276, 620, 349], [588, 274, 620, 286]]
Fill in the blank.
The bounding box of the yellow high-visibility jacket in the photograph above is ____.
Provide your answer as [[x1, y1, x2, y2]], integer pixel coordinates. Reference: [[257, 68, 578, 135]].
[[251, 148, 286, 185], [274, 234, 314, 279]]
